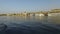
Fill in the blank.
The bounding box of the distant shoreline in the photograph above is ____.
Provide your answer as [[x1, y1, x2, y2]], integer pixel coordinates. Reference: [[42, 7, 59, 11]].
[[0, 9, 60, 16]]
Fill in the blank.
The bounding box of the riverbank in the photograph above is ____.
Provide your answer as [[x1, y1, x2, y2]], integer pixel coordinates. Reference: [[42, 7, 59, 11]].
[[0, 9, 60, 16]]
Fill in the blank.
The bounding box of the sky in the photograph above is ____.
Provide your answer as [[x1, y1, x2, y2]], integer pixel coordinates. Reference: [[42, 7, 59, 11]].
[[0, 0, 60, 13]]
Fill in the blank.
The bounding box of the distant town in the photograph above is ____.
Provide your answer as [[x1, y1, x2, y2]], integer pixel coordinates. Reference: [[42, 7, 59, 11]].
[[0, 9, 60, 16]]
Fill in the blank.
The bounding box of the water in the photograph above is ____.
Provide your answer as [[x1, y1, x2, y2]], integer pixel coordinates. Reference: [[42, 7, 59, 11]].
[[0, 16, 60, 34]]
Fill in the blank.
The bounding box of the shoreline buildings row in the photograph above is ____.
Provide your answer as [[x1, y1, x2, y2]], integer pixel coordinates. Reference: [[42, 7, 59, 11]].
[[0, 12, 48, 16], [0, 9, 60, 16]]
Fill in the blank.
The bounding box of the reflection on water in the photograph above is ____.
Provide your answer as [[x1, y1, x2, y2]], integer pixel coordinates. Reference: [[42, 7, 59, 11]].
[[0, 16, 60, 34], [48, 16, 60, 24]]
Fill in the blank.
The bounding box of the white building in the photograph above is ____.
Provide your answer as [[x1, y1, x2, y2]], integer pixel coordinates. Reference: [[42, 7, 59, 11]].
[[48, 13, 60, 16], [35, 14, 39, 16], [39, 14, 45, 16], [48, 13, 52, 16], [30, 14, 34, 16], [35, 13, 44, 16]]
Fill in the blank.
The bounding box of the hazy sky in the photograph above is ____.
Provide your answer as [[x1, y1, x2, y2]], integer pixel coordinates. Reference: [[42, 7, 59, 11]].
[[0, 0, 60, 13]]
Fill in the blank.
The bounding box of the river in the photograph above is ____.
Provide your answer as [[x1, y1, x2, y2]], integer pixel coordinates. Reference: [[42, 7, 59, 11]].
[[0, 16, 60, 34]]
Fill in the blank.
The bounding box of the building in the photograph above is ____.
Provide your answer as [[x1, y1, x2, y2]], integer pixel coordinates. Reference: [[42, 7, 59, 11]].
[[39, 13, 45, 16], [35, 13, 44, 16], [48, 13, 60, 16], [48, 9, 60, 16]]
